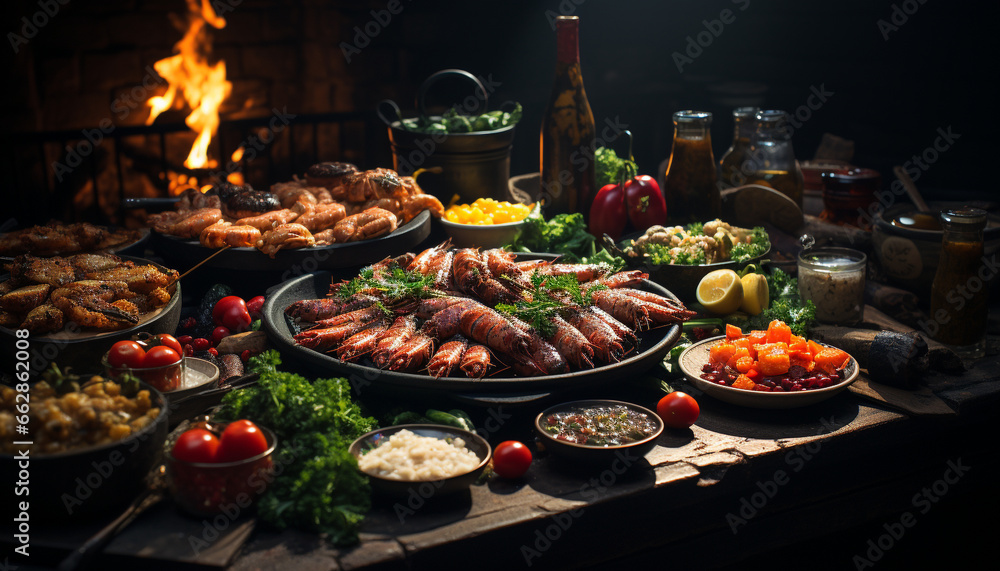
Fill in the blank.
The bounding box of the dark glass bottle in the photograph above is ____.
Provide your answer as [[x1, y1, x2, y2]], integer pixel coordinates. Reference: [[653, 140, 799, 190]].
[[717, 106, 758, 190], [539, 15, 596, 218], [928, 208, 988, 359], [663, 111, 719, 223]]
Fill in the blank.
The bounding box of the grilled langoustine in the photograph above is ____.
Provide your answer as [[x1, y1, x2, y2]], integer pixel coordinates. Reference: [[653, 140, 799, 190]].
[[285, 244, 696, 378]]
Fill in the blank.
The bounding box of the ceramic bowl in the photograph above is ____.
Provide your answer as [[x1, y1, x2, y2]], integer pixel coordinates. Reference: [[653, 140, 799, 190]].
[[678, 336, 860, 409], [165, 421, 278, 517], [349, 424, 491, 497], [871, 201, 1000, 300], [438, 217, 527, 249], [534, 399, 664, 464]]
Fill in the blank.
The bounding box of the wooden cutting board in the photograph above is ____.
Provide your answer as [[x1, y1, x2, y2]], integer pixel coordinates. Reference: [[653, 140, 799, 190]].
[[721, 184, 804, 234]]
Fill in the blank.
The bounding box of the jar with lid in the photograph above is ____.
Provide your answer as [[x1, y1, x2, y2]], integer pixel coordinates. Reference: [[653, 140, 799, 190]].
[[662, 110, 720, 223], [928, 208, 988, 359], [798, 247, 867, 325], [819, 167, 881, 230], [717, 106, 758, 190], [744, 110, 804, 208]]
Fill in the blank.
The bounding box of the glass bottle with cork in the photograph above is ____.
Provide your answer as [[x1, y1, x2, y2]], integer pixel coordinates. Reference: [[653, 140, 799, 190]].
[[744, 109, 804, 208], [928, 208, 988, 359], [662, 110, 720, 223], [540, 15, 596, 218], [717, 106, 758, 190]]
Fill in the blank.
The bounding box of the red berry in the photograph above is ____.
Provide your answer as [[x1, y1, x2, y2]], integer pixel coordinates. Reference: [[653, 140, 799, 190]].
[[240, 349, 251, 362], [183, 344, 194, 356], [211, 326, 230, 346], [181, 317, 197, 329], [192, 338, 211, 351], [246, 296, 266, 319], [207, 347, 219, 357], [177, 335, 193, 346]]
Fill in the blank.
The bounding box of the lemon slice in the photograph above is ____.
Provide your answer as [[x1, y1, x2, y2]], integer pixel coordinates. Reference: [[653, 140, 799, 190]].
[[739, 273, 770, 316], [696, 269, 743, 315]]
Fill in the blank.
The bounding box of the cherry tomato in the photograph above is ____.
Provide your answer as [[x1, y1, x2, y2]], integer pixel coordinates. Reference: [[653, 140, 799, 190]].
[[588, 183, 628, 240], [143, 345, 181, 368], [623, 175, 667, 230], [213, 296, 252, 332], [172, 428, 220, 463], [492, 440, 532, 478], [246, 296, 266, 320], [150, 333, 183, 355], [656, 392, 700, 429], [107, 340, 146, 369], [216, 420, 269, 463], [211, 326, 230, 346]]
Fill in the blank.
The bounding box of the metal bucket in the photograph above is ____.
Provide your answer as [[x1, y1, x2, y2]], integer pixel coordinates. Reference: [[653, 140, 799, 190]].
[[379, 69, 516, 203]]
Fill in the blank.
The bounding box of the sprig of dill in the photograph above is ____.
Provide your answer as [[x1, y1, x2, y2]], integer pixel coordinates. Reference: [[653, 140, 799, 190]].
[[335, 266, 438, 301], [497, 271, 606, 337]]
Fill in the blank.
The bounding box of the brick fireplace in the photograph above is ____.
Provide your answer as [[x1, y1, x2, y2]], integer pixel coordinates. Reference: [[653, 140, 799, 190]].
[[6, 0, 418, 227]]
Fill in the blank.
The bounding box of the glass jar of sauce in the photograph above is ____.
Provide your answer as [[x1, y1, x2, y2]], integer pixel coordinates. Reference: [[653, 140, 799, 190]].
[[663, 110, 720, 223], [819, 167, 881, 230], [928, 208, 988, 359], [798, 247, 867, 325], [744, 110, 804, 208]]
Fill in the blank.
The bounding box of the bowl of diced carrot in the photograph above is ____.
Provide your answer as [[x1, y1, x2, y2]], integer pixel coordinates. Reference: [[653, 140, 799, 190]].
[[678, 320, 859, 409]]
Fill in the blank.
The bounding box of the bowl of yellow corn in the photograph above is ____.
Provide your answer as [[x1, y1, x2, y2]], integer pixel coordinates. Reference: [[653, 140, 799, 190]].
[[440, 198, 537, 248]]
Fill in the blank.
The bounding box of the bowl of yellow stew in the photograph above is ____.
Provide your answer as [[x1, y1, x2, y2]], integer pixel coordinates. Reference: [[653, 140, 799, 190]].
[[440, 198, 536, 248]]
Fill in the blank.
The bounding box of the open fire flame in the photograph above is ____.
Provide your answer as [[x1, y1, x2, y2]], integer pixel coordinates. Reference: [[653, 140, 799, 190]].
[[146, 0, 231, 171]]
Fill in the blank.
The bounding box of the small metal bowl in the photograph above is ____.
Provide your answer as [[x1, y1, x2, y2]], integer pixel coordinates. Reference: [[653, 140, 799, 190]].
[[349, 424, 492, 497], [534, 399, 664, 464]]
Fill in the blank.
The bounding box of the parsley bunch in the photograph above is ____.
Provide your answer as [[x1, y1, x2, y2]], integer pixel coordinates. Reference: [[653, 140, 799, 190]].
[[218, 350, 377, 545]]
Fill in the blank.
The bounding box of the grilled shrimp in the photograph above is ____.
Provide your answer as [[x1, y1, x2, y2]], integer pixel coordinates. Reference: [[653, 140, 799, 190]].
[[546, 314, 596, 369], [536, 263, 611, 282], [459, 344, 492, 379], [590, 270, 649, 289], [293, 320, 372, 351], [407, 240, 452, 275], [285, 294, 376, 322], [336, 319, 390, 362], [565, 307, 626, 363], [386, 331, 436, 372], [427, 335, 469, 378], [372, 314, 419, 368], [507, 316, 570, 376], [313, 303, 387, 328], [589, 289, 696, 329]]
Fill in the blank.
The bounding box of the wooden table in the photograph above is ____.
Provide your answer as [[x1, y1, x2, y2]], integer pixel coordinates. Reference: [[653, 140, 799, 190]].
[[9, 341, 998, 571]]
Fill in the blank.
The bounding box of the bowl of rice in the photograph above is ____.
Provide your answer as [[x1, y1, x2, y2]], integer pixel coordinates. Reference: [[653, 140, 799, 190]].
[[349, 424, 492, 497]]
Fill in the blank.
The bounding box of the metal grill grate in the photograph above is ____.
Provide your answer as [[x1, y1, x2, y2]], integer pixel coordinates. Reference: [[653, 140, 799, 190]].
[[7, 111, 384, 225]]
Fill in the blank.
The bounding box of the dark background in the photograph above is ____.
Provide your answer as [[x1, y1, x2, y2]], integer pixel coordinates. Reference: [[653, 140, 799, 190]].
[[2, 0, 995, 220], [375, 0, 991, 199]]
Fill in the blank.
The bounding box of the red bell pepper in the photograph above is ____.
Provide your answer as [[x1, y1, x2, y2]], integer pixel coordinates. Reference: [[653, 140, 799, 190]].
[[624, 175, 667, 230], [588, 183, 628, 240]]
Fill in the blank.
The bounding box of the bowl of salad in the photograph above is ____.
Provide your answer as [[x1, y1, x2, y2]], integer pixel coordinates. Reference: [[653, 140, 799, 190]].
[[612, 219, 771, 302]]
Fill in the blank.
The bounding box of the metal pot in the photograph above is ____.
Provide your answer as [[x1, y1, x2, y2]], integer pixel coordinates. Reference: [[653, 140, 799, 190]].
[[1, 380, 168, 522], [379, 69, 516, 203]]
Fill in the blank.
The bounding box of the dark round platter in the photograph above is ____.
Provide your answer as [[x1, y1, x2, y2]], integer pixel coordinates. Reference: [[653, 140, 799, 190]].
[[150, 210, 431, 272], [261, 262, 684, 400]]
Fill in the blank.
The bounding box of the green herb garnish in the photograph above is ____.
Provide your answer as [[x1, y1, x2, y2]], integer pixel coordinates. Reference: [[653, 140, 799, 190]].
[[336, 266, 437, 302], [730, 226, 770, 264], [217, 350, 377, 546]]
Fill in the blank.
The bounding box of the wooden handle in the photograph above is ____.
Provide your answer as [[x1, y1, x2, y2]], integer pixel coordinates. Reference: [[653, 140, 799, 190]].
[[893, 166, 932, 212]]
